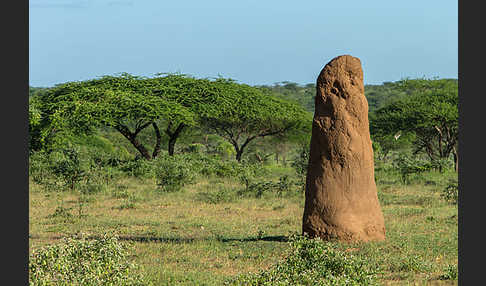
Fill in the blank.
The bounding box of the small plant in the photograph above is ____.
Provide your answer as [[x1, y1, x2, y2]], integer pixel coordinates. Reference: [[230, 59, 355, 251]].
[[195, 186, 236, 204], [120, 158, 155, 179], [226, 234, 380, 285], [29, 233, 149, 286], [48, 205, 74, 220], [439, 264, 458, 280], [275, 175, 293, 196], [116, 200, 136, 210], [256, 229, 266, 240], [238, 176, 295, 198], [291, 144, 309, 192], [441, 179, 458, 205], [50, 146, 88, 191], [398, 255, 432, 273], [154, 155, 195, 192], [79, 183, 107, 195], [114, 193, 140, 210], [238, 180, 275, 198], [393, 154, 433, 184]]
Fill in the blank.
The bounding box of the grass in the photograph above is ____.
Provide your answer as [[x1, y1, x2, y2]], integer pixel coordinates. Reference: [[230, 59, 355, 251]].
[[29, 165, 458, 285]]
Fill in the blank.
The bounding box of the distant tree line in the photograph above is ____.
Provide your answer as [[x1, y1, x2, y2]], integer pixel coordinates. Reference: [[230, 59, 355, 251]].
[[29, 75, 458, 171], [29, 74, 311, 162]]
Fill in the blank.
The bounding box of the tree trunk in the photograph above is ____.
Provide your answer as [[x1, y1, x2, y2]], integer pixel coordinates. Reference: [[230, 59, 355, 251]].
[[130, 137, 152, 160], [233, 136, 256, 162], [236, 150, 243, 162], [166, 122, 185, 156], [452, 146, 458, 173], [152, 122, 162, 159], [115, 124, 152, 160], [168, 137, 177, 156]]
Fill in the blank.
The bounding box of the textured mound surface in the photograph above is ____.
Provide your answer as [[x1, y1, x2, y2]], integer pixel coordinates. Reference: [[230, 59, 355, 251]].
[[302, 55, 386, 242]]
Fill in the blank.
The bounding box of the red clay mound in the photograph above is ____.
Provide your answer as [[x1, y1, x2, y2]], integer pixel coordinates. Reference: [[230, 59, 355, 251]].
[[302, 55, 386, 242]]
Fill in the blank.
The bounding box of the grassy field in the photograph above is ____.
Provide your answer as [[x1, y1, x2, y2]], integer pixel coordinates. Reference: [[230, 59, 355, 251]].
[[29, 164, 458, 285]]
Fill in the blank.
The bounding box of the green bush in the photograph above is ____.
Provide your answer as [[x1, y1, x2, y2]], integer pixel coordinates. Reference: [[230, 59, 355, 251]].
[[119, 158, 156, 179], [393, 154, 433, 184], [79, 183, 108, 195], [439, 264, 458, 280], [154, 155, 196, 192], [238, 176, 296, 198], [29, 150, 54, 187], [195, 186, 236, 204], [29, 147, 93, 192], [29, 233, 149, 286], [225, 235, 380, 285], [291, 144, 309, 191], [441, 180, 458, 205], [184, 143, 205, 154]]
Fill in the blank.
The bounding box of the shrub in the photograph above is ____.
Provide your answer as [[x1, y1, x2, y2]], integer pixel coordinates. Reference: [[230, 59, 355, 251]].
[[291, 144, 309, 192], [393, 154, 433, 184], [29, 233, 149, 286], [225, 235, 380, 285], [195, 186, 236, 204], [49, 146, 89, 191], [47, 205, 74, 222], [29, 150, 54, 187], [439, 264, 458, 280], [79, 183, 107, 195], [238, 176, 296, 198], [30, 147, 92, 192], [119, 158, 156, 179], [441, 179, 458, 205], [184, 143, 205, 154], [154, 155, 196, 192], [398, 255, 432, 273]]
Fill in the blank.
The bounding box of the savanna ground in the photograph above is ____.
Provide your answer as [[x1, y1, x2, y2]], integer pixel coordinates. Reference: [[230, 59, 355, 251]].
[[29, 160, 458, 285]]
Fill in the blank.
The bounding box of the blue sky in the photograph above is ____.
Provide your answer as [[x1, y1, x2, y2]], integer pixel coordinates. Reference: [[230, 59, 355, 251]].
[[29, 0, 457, 87]]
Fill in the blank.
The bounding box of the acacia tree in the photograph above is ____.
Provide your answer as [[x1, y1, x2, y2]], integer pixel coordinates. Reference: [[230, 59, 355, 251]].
[[144, 74, 224, 155], [200, 79, 312, 162], [371, 78, 458, 171], [38, 74, 194, 160]]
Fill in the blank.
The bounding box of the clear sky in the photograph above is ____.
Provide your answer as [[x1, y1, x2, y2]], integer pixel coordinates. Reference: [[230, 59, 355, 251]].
[[29, 0, 457, 87]]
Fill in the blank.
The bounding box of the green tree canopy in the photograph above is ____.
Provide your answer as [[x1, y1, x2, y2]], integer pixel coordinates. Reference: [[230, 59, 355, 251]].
[[371, 78, 458, 171], [36, 74, 194, 159], [201, 79, 312, 162]]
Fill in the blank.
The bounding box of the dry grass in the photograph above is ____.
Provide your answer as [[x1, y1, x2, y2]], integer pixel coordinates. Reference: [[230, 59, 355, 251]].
[[29, 172, 458, 285]]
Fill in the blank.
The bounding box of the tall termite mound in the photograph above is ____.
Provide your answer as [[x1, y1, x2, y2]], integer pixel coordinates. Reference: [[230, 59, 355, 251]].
[[302, 55, 385, 242]]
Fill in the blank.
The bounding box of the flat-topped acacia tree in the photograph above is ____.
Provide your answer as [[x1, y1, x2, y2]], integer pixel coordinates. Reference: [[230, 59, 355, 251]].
[[200, 79, 312, 162], [144, 74, 225, 156], [39, 73, 209, 159], [37, 74, 311, 161]]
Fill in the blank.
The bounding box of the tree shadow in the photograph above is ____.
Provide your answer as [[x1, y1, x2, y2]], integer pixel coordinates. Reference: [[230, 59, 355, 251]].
[[220, 235, 289, 243], [112, 234, 289, 244], [30, 234, 291, 244]]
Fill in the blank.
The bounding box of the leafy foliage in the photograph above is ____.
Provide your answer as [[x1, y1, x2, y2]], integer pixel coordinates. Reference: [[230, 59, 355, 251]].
[[201, 79, 312, 161], [238, 175, 295, 198], [50, 146, 88, 191], [371, 78, 458, 171], [393, 154, 434, 184], [441, 179, 458, 205], [29, 95, 44, 151], [154, 155, 197, 192], [35, 74, 194, 159], [226, 235, 380, 285], [29, 233, 149, 286], [291, 143, 310, 191], [439, 264, 458, 280]]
